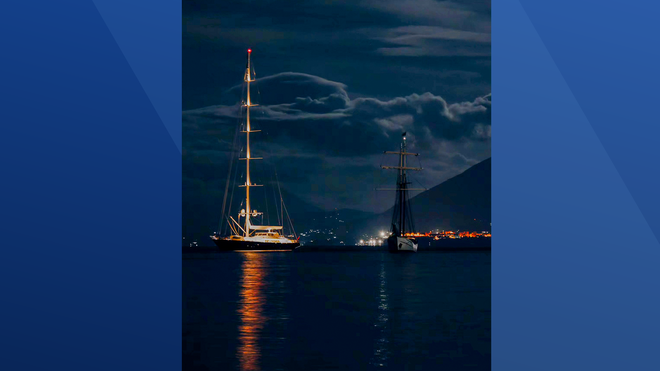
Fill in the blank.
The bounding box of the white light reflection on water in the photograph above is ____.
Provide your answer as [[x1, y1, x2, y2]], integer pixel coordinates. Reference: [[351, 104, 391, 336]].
[[371, 258, 390, 367]]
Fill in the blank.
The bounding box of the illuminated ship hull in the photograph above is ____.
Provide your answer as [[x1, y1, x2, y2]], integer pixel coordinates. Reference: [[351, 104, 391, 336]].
[[212, 236, 299, 252], [387, 235, 418, 253]]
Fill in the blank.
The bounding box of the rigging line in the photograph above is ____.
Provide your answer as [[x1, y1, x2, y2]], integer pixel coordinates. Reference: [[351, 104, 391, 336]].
[[264, 130, 280, 227], [377, 151, 386, 189], [253, 65, 262, 106], [406, 187, 415, 233], [281, 195, 297, 239], [412, 155, 424, 184], [264, 173, 270, 226], [413, 177, 428, 191], [271, 171, 281, 226], [410, 157, 428, 190], [238, 73, 246, 108], [219, 75, 245, 234], [228, 218, 238, 236], [274, 167, 287, 233], [273, 164, 296, 238], [224, 145, 243, 236], [265, 142, 278, 225], [223, 78, 246, 235], [219, 116, 241, 233], [235, 199, 245, 235], [221, 114, 241, 235], [274, 167, 283, 222]]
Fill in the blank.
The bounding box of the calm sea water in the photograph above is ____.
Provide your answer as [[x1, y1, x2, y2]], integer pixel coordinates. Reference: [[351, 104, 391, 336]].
[[183, 250, 490, 370]]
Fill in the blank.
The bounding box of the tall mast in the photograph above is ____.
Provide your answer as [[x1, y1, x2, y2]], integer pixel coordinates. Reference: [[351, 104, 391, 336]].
[[400, 137, 406, 234], [379, 132, 425, 235], [244, 49, 253, 237]]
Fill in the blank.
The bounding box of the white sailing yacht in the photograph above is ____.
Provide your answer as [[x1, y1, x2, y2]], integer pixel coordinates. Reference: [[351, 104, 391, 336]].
[[211, 49, 300, 251]]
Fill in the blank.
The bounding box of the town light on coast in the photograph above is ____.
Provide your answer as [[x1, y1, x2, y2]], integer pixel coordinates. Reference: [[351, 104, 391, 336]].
[[357, 229, 491, 245]]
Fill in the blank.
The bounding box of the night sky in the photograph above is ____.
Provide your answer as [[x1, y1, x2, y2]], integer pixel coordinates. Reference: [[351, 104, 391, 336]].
[[183, 0, 491, 216]]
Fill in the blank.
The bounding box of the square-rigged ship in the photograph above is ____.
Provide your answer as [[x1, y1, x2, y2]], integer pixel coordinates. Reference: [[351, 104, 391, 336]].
[[211, 49, 300, 251], [381, 132, 425, 252]]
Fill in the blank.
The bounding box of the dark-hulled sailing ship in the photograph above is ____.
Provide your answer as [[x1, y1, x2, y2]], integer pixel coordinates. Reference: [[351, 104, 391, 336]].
[[380, 132, 425, 252], [212, 49, 300, 251]]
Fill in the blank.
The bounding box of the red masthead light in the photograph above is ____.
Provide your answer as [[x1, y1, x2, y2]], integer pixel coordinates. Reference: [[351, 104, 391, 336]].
[[247, 49, 252, 53]]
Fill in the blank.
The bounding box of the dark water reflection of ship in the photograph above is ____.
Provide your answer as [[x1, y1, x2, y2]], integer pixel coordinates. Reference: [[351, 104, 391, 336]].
[[371, 257, 390, 367], [370, 254, 422, 369]]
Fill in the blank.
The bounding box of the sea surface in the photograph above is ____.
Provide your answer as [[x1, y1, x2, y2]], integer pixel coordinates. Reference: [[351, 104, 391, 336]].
[[183, 249, 491, 370]]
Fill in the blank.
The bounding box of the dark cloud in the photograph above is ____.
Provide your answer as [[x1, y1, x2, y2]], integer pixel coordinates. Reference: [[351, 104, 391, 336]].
[[183, 72, 490, 213], [363, 0, 490, 31], [224, 72, 349, 106], [363, 22, 490, 57], [183, 0, 491, 110]]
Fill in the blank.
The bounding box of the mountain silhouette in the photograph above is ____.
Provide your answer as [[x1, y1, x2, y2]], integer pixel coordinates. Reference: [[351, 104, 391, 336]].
[[353, 158, 491, 237]]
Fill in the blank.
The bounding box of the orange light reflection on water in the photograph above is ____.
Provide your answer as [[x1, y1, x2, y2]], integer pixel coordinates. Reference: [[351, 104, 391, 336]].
[[237, 253, 267, 371]]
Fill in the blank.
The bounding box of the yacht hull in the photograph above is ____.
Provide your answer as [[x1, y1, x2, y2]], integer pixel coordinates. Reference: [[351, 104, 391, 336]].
[[387, 236, 418, 253], [213, 238, 299, 252]]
